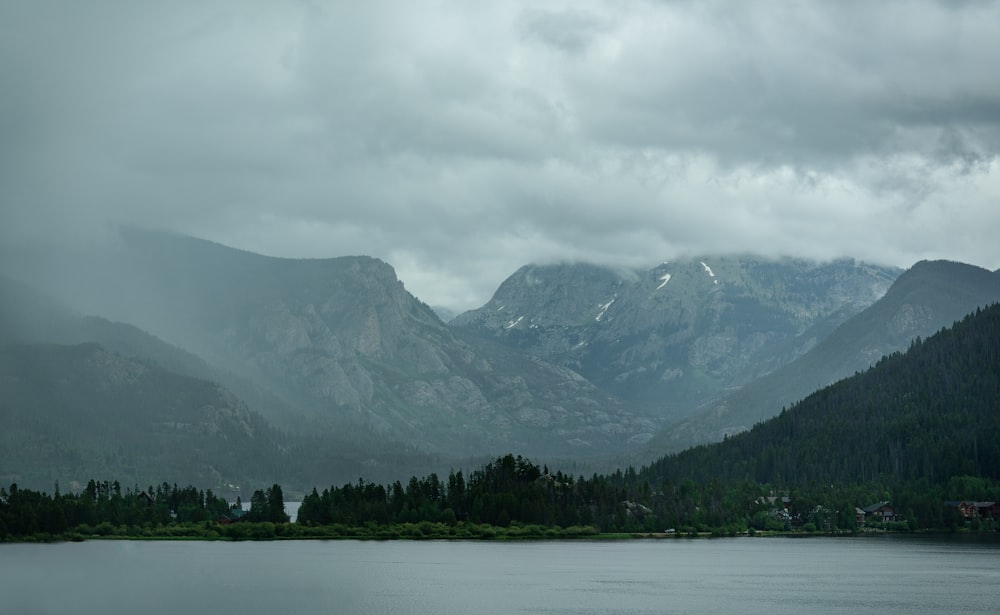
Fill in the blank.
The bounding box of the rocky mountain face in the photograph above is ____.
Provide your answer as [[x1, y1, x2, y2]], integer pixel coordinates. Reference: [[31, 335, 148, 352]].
[[8, 230, 655, 460], [647, 260, 1000, 455], [450, 257, 900, 419]]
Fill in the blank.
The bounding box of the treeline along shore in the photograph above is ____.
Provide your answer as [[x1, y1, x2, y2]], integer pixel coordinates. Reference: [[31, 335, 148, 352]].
[[3, 454, 998, 542]]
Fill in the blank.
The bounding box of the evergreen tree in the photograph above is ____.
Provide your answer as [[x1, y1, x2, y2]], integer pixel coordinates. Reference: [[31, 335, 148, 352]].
[[266, 484, 289, 523]]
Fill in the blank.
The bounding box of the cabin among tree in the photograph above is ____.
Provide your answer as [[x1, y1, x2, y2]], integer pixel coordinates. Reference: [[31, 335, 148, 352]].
[[861, 502, 895, 525], [854, 507, 866, 527], [138, 491, 156, 507], [756, 494, 793, 527], [944, 500, 997, 521], [218, 507, 248, 525]]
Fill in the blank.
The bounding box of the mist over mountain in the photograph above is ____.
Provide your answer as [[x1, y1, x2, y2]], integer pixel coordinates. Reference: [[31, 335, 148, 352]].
[[0, 275, 79, 343], [3, 229, 656, 460], [4, 228, 998, 494], [0, 341, 289, 490], [2, 1, 998, 552], [0, 275, 455, 490]]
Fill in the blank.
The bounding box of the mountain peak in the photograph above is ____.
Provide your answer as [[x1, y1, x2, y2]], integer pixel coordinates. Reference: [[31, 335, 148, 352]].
[[452, 256, 901, 416], [904, 258, 994, 276], [883, 259, 1000, 311]]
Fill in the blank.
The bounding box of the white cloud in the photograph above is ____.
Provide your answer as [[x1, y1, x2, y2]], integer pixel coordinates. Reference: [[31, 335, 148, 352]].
[[2, 0, 998, 311]]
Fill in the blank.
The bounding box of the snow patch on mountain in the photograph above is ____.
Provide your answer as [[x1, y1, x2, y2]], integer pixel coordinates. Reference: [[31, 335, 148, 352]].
[[656, 273, 672, 290], [505, 315, 524, 329], [700, 262, 720, 284], [595, 298, 616, 322]]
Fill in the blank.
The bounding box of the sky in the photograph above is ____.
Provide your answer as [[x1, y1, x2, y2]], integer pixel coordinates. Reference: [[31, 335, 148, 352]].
[[2, 0, 999, 312]]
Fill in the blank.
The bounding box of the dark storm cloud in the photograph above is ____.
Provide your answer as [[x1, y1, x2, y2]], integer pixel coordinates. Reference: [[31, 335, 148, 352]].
[[1, 0, 998, 310]]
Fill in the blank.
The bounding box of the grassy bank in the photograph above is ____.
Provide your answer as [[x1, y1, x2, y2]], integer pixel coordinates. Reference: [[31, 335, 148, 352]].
[[8, 521, 984, 544]]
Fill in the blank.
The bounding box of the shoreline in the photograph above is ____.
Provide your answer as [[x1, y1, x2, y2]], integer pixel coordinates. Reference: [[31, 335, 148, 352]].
[[4, 525, 990, 544]]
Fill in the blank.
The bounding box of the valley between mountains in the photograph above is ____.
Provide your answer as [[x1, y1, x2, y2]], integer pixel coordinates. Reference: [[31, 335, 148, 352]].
[[2, 228, 998, 493]]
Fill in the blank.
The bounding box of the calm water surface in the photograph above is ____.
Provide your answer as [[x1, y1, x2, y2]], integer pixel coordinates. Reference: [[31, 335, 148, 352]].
[[2, 535, 999, 614]]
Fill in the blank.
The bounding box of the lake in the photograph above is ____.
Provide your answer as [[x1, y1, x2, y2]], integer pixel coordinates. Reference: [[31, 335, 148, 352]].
[[2, 535, 999, 614]]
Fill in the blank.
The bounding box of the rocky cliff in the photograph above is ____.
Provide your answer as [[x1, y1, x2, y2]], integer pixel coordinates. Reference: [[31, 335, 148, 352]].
[[12, 230, 657, 458], [452, 257, 900, 418]]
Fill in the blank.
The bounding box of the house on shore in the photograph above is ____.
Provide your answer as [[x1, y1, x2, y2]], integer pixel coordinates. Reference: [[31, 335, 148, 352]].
[[861, 502, 895, 525], [944, 501, 997, 521], [138, 491, 156, 507], [219, 507, 248, 525], [854, 507, 866, 527]]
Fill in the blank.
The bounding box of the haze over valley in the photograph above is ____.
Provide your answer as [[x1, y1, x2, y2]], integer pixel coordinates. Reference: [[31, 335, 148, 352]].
[[2, 229, 999, 493]]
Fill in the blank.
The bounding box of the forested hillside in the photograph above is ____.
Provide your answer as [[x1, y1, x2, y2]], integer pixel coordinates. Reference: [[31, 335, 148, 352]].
[[650, 260, 1000, 453], [642, 303, 1000, 488]]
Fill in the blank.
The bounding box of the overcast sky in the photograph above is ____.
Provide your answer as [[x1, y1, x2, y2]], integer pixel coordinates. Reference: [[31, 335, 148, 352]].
[[2, 1, 999, 311]]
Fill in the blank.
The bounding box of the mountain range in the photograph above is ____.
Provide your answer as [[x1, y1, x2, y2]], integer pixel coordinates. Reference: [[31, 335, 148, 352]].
[[451, 257, 899, 417], [647, 259, 1000, 454], [2, 229, 998, 491]]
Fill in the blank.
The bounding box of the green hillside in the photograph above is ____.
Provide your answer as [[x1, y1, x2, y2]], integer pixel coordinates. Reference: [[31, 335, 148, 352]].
[[651, 260, 1000, 453], [642, 302, 1000, 488]]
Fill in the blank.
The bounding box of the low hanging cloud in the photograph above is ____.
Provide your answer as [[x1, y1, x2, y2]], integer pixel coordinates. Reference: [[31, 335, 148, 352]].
[[1, 0, 998, 310]]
